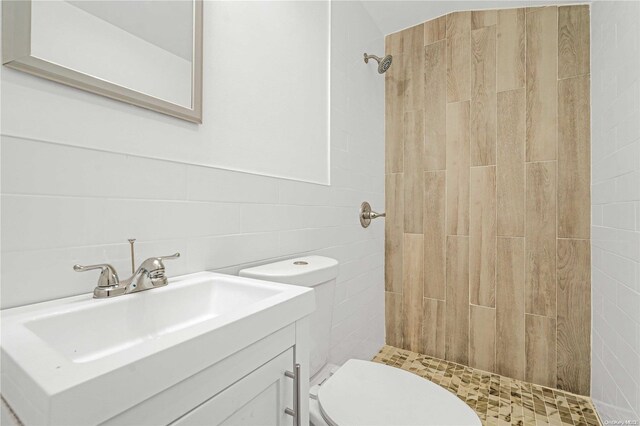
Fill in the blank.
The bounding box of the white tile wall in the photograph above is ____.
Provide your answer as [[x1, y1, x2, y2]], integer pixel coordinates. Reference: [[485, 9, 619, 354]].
[[591, 0, 640, 421], [0, 1, 386, 365]]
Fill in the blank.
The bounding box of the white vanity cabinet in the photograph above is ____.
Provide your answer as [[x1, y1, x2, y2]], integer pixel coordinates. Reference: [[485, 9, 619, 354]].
[[101, 321, 309, 426], [173, 348, 294, 426], [2, 324, 307, 426], [1, 272, 314, 426]]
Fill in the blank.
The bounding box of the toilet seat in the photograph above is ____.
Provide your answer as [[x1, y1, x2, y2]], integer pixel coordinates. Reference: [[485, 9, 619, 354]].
[[316, 359, 481, 426]]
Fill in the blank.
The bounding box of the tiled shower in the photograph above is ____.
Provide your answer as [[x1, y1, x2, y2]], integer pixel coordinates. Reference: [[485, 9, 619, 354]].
[[384, 5, 592, 396]]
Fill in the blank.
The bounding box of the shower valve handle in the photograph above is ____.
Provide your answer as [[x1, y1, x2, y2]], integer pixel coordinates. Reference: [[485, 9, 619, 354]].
[[360, 201, 385, 228]]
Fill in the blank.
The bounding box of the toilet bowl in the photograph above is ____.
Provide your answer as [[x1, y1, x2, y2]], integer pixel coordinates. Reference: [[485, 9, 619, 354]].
[[240, 256, 481, 426], [310, 359, 480, 426]]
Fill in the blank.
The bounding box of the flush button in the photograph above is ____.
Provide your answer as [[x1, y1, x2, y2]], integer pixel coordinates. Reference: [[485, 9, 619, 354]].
[[293, 261, 308, 265]]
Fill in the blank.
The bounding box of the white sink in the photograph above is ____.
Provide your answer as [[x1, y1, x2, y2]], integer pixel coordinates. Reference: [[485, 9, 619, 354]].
[[24, 277, 283, 364], [1, 272, 314, 425]]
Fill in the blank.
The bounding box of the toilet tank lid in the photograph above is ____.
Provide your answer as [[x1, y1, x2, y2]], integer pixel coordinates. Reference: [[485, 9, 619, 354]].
[[239, 256, 338, 287]]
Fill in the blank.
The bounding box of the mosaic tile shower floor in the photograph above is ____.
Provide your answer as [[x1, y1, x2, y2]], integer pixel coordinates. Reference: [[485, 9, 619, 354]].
[[373, 345, 601, 426]]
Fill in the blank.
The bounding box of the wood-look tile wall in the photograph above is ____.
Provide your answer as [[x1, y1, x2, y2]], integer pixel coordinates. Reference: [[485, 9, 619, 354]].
[[384, 5, 591, 395]]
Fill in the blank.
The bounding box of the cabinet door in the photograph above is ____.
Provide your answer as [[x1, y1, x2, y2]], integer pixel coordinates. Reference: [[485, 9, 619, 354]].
[[172, 348, 294, 426]]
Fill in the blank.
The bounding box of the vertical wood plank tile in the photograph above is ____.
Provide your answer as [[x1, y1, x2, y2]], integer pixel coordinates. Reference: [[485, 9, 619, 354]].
[[386, 31, 404, 55], [446, 236, 469, 364], [423, 297, 446, 358], [403, 24, 425, 112], [471, 26, 497, 166], [472, 10, 497, 30], [525, 314, 557, 388], [526, 6, 546, 14], [558, 5, 590, 79], [404, 111, 425, 233], [384, 5, 591, 389], [447, 34, 471, 103], [526, 7, 558, 161], [424, 15, 446, 45], [447, 12, 471, 103], [385, 291, 403, 347], [496, 237, 526, 380], [424, 40, 446, 171], [402, 23, 425, 54], [446, 101, 470, 236], [447, 11, 471, 38], [470, 305, 496, 371], [424, 171, 446, 300], [497, 8, 525, 92], [402, 233, 425, 352], [557, 239, 591, 395], [497, 88, 525, 236], [470, 166, 497, 307], [558, 75, 591, 239], [385, 173, 404, 293], [525, 161, 557, 317], [385, 52, 404, 174]]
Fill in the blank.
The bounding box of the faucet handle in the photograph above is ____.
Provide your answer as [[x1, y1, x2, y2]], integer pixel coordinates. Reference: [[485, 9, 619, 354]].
[[137, 253, 180, 288], [137, 253, 180, 270], [157, 253, 180, 262], [138, 253, 180, 275], [73, 263, 119, 288]]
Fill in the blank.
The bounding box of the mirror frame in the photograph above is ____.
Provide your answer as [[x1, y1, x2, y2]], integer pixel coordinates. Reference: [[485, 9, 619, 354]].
[[2, 0, 203, 123]]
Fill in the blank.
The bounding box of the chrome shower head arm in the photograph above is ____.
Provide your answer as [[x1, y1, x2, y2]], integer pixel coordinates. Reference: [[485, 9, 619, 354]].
[[364, 53, 382, 64]]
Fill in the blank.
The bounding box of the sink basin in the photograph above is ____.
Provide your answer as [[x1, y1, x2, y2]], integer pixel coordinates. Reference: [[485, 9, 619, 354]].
[[24, 277, 282, 363], [1, 272, 314, 425]]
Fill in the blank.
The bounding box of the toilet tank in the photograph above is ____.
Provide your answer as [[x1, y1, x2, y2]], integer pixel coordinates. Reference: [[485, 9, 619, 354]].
[[239, 256, 339, 377]]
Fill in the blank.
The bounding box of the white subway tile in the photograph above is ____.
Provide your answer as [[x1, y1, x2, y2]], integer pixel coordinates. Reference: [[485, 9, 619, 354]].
[[277, 179, 332, 206], [593, 205, 604, 226], [2, 195, 107, 251], [615, 171, 640, 202], [594, 248, 639, 290], [0, 239, 189, 308], [617, 283, 640, 323], [616, 334, 640, 383], [187, 165, 280, 204], [603, 202, 637, 230], [593, 225, 640, 263], [1, 136, 189, 201], [593, 2, 640, 419], [186, 233, 280, 272], [593, 179, 617, 205], [616, 115, 640, 150]]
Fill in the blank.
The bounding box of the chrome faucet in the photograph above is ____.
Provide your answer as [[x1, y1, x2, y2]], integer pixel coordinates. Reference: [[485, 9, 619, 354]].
[[120, 253, 180, 293], [74, 239, 180, 299]]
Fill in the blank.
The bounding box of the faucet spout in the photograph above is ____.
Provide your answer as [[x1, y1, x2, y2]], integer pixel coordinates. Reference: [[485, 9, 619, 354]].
[[122, 253, 181, 293], [75, 245, 180, 298]]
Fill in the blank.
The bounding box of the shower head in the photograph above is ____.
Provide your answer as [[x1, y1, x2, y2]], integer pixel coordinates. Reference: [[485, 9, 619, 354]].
[[364, 53, 393, 74]]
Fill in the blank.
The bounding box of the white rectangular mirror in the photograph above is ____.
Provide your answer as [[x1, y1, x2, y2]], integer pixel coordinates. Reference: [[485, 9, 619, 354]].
[[2, 0, 203, 123]]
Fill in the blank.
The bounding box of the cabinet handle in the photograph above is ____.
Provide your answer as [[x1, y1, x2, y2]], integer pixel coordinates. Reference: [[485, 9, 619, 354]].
[[284, 363, 300, 426]]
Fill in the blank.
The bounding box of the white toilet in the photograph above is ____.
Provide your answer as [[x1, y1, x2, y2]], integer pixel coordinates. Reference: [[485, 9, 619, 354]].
[[240, 256, 481, 426]]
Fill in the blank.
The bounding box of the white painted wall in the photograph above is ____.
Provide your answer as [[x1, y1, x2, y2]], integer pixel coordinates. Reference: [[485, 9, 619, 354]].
[[208, 1, 330, 183], [0, 1, 385, 364], [591, 0, 640, 421], [2, 1, 330, 185]]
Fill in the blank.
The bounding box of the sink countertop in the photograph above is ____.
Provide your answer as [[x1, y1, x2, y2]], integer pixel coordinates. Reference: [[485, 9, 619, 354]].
[[1, 271, 315, 425]]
